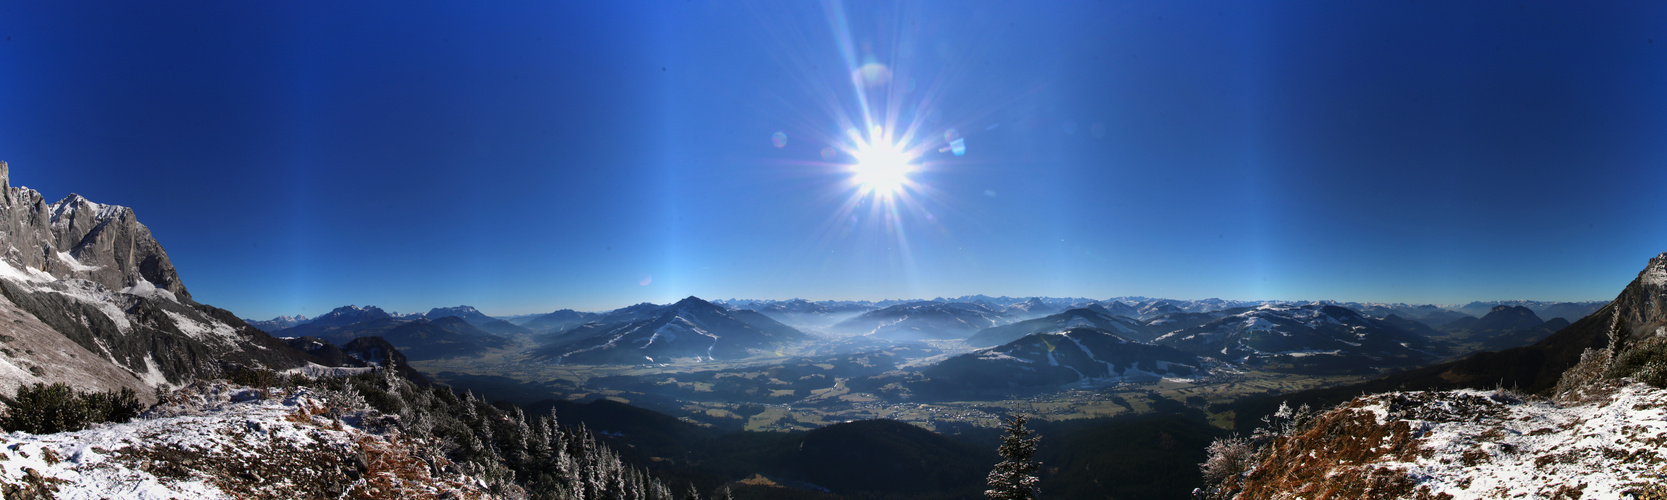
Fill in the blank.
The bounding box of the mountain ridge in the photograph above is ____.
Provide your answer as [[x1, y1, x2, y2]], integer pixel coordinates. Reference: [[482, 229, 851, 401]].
[[533, 296, 808, 364]]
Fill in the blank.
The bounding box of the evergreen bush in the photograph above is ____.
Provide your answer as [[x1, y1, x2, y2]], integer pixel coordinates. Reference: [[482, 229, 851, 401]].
[[0, 383, 142, 434]]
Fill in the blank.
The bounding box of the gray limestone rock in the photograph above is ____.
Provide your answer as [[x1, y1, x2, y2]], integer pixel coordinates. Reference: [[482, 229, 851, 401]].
[[0, 160, 336, 397], [0, 161, 190, 301]]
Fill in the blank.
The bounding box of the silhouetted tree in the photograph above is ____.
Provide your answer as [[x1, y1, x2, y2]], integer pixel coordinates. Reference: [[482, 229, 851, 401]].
[[986, 415, 1040, 500]]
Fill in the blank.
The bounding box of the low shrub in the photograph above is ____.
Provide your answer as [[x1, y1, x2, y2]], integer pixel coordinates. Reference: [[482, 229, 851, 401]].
[[1608, 335, 1667, 388], [0, 383, 143, 434]]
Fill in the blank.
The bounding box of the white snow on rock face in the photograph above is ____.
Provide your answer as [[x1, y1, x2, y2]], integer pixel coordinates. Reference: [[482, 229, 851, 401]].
[[163, 310, 240, 345], [1295, 383, 1667, 499], [48, 194, 123, 229], [121, 279, 177, 302], [46, 279, 134, 333], [1641, 252, 1667, 287], [55, 251, 101, 272], [0, 382, 491, 499], [0, 257, 51, 283]]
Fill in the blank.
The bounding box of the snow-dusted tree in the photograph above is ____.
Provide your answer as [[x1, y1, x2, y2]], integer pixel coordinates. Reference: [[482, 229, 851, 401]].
[[985, 415, 1041, 500], [1196, 435, 1255, 499], [499, 405, 531, 465], [460, 390, 481, 424]]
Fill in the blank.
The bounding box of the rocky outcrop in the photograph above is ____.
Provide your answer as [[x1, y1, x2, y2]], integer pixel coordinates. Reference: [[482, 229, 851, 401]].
[[1210, 385, 1667, 499], [0, 161, 329, 397], [0, 382, 494, 499], [0, 161, 191, 301]]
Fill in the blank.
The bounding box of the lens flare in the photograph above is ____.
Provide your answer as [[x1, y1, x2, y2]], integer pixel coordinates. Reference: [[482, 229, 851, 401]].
[[855, 62, 891, 88]]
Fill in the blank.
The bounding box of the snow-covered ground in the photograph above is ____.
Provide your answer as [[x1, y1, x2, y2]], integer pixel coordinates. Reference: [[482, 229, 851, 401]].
[[1272, 382, 1667, 498], [1383, 383, 1667, 498], [0, 382, 492, 499]]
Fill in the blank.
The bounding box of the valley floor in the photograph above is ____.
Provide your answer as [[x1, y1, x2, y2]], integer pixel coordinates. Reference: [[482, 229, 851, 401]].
[[411, 336, 1373, 433]]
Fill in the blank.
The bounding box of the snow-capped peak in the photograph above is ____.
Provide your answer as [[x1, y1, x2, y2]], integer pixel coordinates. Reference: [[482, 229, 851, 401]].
[[1640, 252, 1667, 287]]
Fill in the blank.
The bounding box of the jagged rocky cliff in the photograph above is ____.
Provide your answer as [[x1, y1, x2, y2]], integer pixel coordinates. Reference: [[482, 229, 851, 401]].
[[0, 161, 318, 399], [0, 161, 190, 301]]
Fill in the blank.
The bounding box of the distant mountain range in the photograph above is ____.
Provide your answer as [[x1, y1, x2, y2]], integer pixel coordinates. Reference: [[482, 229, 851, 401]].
[[827, 301, 1011, 340], [235, 293, 1616, 375], [262, 304, 517, 360], [1151, 304, 1446, 373], [1430, 305, 1570, 354], [240, 290, 1611, 378], [515, 308, 600, 333], [423, 305, 530, 335], [1450, 300, 1607, 323], [531, 296, 806, 364], [967, 307, 1154, 346], [246, 314, 308, 332], [925, 328, 1204, 393], [249, 295, 1611, 353], [725, 298, 875, 330]]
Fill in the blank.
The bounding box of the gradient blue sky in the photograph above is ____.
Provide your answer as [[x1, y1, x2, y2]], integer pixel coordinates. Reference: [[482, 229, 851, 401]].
[[4, 1, 1667, 318]]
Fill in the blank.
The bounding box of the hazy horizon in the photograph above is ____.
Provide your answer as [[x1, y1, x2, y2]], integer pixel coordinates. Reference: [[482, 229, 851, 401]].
[[5, 2, 1666, 319]]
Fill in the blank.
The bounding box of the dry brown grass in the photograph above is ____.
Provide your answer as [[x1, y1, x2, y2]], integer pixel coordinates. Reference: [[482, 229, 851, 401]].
[[1234, 401, 1450, 500]]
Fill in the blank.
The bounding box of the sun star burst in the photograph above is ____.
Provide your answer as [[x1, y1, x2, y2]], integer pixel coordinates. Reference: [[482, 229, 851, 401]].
[[850, 139, 915, 197]]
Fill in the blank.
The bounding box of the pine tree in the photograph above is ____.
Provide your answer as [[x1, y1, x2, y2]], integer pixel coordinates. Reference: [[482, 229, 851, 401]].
[[985, 415, 1041, 500]]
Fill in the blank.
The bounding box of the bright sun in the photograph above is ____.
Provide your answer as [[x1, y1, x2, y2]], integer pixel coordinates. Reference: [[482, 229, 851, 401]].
[[850, 141, 914, 196]]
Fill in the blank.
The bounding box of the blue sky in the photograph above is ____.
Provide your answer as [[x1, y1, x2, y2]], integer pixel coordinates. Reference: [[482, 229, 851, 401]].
[[4, 1, 1667, 318]]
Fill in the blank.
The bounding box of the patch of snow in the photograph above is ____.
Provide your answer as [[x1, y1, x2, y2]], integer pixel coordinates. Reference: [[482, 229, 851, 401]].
[[136, 355, 171, 390], [0, 258, 49, 283], [1350, 384, 1667, 498], [1240, 317, 1277, 331], [0, 382, 483, 499], [1061, 315, 1097, 329], [54, 251, 101, 272], [1277, 349, 1344, 358], [120, 279, 176, 302], [1644, 253, 1667, 287], [976, 349, 1029, 363], [44, 279, 132, 332], [163, 311, 239, 345], [0, 354, 39, 384], [279, 363, 376, 378]]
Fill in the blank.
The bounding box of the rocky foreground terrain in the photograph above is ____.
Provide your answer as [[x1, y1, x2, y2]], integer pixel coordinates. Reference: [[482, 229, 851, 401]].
[[1202, 253, 1667, 499], [1215, 383, 1666, 499], [0, 381, 489, 499]]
